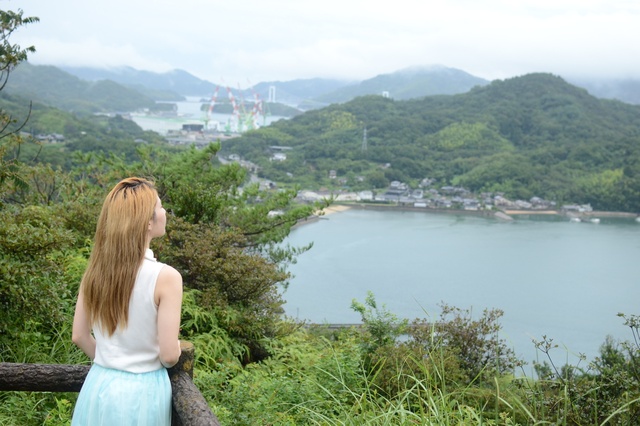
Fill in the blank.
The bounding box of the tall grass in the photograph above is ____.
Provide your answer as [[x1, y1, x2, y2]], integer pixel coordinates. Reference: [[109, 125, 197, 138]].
[[199, 322, 639, 425], [2, 312, 638, 424], [203, 329, 517, 425], [0, 319, 83, 426]]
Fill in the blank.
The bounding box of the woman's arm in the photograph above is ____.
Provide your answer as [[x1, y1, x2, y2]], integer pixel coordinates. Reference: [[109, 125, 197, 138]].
[[155, 265, 183, 368], [72, 293, 96, 360]]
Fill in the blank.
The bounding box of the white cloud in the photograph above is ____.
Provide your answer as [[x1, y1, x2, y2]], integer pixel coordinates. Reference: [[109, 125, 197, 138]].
[[24, 38, 174, 72], [9, 0, 640, 83]]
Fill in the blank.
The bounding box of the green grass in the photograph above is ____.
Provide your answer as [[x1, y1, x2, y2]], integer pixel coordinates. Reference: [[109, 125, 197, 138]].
[[2, 314, 639, 425]]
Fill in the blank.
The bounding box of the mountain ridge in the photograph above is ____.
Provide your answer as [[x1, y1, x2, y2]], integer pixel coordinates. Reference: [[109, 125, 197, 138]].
[[7, 62, 170, 113], [58, 64, 493, 108], [315, 65, 489, 103], [13, 63, 640, 116]]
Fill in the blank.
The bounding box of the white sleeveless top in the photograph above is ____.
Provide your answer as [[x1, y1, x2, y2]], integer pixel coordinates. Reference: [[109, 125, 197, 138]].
[[93, 249, 165, 373]]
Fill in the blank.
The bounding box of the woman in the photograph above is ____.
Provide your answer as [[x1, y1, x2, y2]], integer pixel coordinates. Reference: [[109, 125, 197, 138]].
[[71, 177, 183, 425]]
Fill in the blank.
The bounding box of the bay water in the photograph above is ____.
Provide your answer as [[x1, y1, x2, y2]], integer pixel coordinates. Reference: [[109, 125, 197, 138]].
[[281, 208, 640, 367], [131, 97, 285, 135]]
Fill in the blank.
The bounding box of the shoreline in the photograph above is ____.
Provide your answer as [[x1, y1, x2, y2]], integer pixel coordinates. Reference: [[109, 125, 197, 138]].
[[317, 205, 352, 216], [505, 209, 637, 218], [293, 203, 638, 227], [291, 205, 354, 229], [340, 203, 638, 219]]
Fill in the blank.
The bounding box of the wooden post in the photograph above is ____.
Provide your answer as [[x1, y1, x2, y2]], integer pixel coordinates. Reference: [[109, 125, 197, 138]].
[[168, 341, 220, 426], [169, 340, 196, 379]]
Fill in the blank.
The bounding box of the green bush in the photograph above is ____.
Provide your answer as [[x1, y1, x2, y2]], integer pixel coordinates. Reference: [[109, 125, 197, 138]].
[[0, 205, 82, 361]]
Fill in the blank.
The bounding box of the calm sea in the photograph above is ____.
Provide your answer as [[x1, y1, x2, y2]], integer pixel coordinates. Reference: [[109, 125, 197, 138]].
[[281, 208, 640, 366]]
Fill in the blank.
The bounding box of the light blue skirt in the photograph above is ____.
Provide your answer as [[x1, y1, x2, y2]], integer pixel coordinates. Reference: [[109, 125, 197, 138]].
[[71, 364, 172, 426]]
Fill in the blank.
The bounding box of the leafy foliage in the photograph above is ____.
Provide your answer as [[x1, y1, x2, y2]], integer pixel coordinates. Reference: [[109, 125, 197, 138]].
[[0, 9, 38, 197], [0, 9, 38, 76], [0, 204, 82, 360], [351, 291, 408, 363]]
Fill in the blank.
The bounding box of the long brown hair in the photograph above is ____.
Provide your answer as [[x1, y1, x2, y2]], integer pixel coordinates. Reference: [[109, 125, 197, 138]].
[[80, 177, 158, 336]]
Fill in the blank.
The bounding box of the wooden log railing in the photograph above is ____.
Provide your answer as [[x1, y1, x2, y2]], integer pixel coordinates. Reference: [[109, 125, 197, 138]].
[[0, 341, 220, 426]]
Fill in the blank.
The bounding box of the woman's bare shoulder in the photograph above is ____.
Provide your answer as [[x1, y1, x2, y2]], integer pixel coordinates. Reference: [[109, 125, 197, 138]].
[[158, 264, 182, 286]]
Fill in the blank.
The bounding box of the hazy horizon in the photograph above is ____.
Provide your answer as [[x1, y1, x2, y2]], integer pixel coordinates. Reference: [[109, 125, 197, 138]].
[[11, 1, 640, 85]]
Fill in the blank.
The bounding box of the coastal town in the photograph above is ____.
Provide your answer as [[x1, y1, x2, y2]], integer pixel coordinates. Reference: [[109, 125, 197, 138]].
[[222, 153, 624, 221], [294, 180, 608, 221]]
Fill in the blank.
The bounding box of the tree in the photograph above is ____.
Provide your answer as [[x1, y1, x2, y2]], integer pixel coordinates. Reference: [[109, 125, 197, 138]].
[[351, 291, 408, 360], [409, 303, 519, 383], [0, 8, 38, 200], [0, 9, 38, 91], [82, 143, 326, 363]]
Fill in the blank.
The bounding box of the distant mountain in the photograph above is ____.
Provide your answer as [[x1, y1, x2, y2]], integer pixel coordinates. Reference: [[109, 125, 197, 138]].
[[314, 65, 489, 104], [7, 62, 166, 113], [58, 64, 492, 109], [567, 77, 640, 105], [18, 62, 640, 116], [252, 78, 352, 109], [60, 66, 345, 111], [60, 66, 214, 98]]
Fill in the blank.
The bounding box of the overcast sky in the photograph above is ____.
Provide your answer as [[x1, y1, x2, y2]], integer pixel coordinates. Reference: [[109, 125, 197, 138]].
[[7, 0, 640, 85]]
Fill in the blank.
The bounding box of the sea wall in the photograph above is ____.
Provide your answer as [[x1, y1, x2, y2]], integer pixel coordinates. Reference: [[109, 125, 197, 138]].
[[345, 203, 498, 217]]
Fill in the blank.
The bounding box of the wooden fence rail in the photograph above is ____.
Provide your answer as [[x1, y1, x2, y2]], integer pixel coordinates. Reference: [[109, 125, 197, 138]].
[[0, 341, 220, 426]]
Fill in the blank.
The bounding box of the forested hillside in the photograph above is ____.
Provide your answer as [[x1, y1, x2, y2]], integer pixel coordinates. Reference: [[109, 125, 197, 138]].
[[220, 73, 640, 212], [6, 62, 174, 113], [0, 91, 173, 169]]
